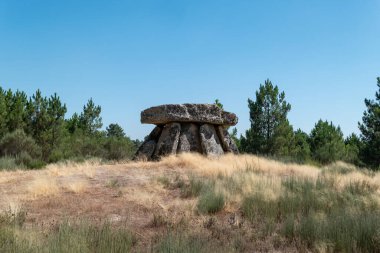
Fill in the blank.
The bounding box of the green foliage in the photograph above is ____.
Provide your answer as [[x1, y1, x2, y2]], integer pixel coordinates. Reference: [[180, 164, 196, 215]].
[[344, 133, 363, 166], [79, 98, 102, 135], [0, 221, 135, 253], [180, 177, 205, 198], [106, 123, 125, 138], [0, 87, 7, 138], [229, 127, 241, 151], [270, 119, 295, 157], [241, 172, 380, 252], [309, 120, 346, 164], [197, 190, 225, 214], [359, 77, 380, 169], [155, 231, 209, 253], [0, 157, 20, 171], [241, 79, 291, 156], [214, 99, 223, 109], [0, 129, 41, 159], [291, 129, 311, 162], [0, 86, 139, 165], [103, 137, 136, 160], [5, 90, 28, 132]]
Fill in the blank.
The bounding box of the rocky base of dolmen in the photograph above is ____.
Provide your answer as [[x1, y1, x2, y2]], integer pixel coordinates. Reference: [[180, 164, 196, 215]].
[[134, 104, 239, 161]]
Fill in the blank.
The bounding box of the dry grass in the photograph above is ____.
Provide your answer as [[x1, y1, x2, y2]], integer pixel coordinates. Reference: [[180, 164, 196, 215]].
[[0, 153, 379, 252], [64, 178, 89, 193], [158, 153, 321, 178], [27, 175, 60, 198]]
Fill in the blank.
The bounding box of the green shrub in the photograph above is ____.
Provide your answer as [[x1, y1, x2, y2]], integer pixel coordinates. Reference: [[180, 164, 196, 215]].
[[180, 178, 205, 198], [0, 129, 41, 158], [0, 156, 20, 171], [104, 137, 136, 161], [47, 222, 135, 253], [155, 231, 209, 253], [197, 191, 225, 214]]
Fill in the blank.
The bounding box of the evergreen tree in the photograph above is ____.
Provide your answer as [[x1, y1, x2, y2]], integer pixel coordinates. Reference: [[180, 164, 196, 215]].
[[358, 77, 380, 169], [66, 113, 80, 134], [0, 87, 7, 138], [271, 119, 295, 157], [230, 127, 241, 151], [344, 133, 363, 166], [79, 98, 102, 135], [309, 120, 345, 164], [5, 90, 28, 132], [106, 123, 125, 138], [25, 89, 49, 143], [47, 93, 67, 149], [292, 129, 311, 162], [241, 79, 291, 155]]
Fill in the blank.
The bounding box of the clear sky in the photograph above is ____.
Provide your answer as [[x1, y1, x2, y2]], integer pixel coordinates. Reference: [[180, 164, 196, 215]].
[[0, 0, 379, 140]]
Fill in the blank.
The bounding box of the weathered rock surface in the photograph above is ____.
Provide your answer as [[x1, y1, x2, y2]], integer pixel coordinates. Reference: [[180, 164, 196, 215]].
[[134, 104, 239, 160], [153, 123, 181, 158], [199, 124, 224, 157], [217, 126, 239, 154], [134, 126, 163, 161], [141, 104, 238, 126], [134, 140, 156, 161], [145, 126, 163, 141], [177, 123, 202, 153]]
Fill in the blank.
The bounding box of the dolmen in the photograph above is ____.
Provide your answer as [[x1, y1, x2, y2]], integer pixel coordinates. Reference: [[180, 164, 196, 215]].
[[134, 104, 239, 161]]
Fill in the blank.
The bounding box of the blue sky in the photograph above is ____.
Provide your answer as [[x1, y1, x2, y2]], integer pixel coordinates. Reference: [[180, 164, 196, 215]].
[[0, 0, 379, 140]]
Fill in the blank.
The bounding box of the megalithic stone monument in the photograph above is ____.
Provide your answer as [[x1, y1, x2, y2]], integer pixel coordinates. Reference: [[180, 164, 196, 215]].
[[134, 104, 239, 161]]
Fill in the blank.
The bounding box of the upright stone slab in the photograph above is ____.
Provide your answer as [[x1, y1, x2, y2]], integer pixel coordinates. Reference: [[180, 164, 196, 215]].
[[217, 126, 239, 154], [199, 124, 224, 157], [153, 123, 181, 158], [177, 123, 202, 153], [134, 126, 163, 161], [134, 140, 156, 161], [145, 126, 163, 141]]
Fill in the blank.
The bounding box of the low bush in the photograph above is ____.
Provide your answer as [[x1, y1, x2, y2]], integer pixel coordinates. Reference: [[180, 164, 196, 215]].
[[0, 156, 20, 171], [197, 190, 225, 214]]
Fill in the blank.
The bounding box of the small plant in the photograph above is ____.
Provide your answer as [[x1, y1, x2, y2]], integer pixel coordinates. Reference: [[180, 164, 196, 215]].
[[0, 156, 20, 171], [180, 178, 205, 198], [157, 176, 171, 188], [197, 191, 225, 214], [155, 231, 209, 253], [0, 206, 27, 227], [151, 213, 168, 227], [106, 179, 119, 188]]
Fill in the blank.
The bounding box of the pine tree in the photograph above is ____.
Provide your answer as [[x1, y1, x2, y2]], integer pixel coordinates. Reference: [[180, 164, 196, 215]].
[[292, 129, 311, 162], [79, 98, 102, 135], [241, 79, 291, 155], [5, 90, 28, 132], [344, 133, 363, 166], [0, 87, 7, 138], [47, 93, 67, 149], [358, 77, 380, 169], [309, 120, 345, 164], [106, 123, 125, 138]]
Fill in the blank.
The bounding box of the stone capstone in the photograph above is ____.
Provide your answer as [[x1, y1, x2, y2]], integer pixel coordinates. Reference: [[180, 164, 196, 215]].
[[134, 104, 239, 160], [141, 104, 238, 126]]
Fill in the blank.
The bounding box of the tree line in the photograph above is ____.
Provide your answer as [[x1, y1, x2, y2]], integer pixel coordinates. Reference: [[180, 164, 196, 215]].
[[231, 78, 380, 170], [0, 87, 138, 169], [1, 77, 379, 170]]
